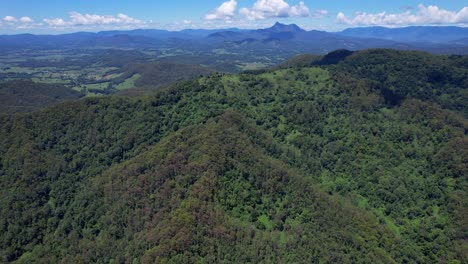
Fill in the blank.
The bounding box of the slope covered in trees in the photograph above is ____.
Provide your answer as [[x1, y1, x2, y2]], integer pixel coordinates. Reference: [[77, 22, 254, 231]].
[[0, 80, 83, 113], [114, 61, 214, 96], [0, 49, 466, 263]]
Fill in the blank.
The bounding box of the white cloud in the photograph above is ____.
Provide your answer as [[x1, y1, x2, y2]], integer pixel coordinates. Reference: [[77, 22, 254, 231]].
[[43, 12, 144, 28], [240, 0, 310, 20], [3, 16, 17, 23], [337, 4, 468, 26], [19, 17, 33, 23], [43, 18, 67, 27], [290, 1, 310, 17], [205, 0, 238, 21], [0, 16, 38, 30], [313, 9, 329, 18], [241, 0, 290, 20], [68, 12, 142, 25], [205, 0, 312, 21]]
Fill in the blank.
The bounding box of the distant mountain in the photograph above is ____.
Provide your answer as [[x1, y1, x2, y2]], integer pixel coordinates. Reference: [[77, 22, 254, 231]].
[[208, 30, 247, 41], [257, 23, 312, 41], [99, 28, 245, 39], [98, 29, 193, 39], [339, 26, 468, 43], [0, 23, 466, 54], [205, 22, 412, 54], [180, 28, 244, 37], [452, 37, 468, 45], [0, 33, 161, 49], [208, 22, 329, 41], [258, 21, 305, 33]]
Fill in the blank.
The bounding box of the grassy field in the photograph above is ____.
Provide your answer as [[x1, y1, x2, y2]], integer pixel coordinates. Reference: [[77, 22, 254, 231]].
[[115, 74, 141, 90], [0, 53, 130, 97]]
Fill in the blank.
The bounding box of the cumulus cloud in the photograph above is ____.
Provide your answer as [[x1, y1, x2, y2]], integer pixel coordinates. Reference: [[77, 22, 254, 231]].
[[43, 12, 144, 28], [19, 17, 34, 23], [3, 16, 17, 23], [239, 0, 310, 20], [69, 12, 142, 25], [43, 18, 67, 27], [205, 0, 238, 21], [337, 4, 468, 26], [1, 16, 36, 29], [205, 0, 312, 21], [240, 0, 290, 20], [290, 1, 310, 17]]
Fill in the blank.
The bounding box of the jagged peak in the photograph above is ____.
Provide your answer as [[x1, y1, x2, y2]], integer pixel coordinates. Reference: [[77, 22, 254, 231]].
[[269, 22, 304, 32]]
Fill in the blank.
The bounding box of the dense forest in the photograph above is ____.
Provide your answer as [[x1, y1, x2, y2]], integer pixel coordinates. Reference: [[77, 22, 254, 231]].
[[0, 80, 83, 113], [0, 49, 466, 263]]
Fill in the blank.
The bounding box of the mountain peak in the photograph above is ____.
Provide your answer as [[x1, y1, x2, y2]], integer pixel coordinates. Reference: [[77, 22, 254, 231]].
[[269, 22, 304, 32]]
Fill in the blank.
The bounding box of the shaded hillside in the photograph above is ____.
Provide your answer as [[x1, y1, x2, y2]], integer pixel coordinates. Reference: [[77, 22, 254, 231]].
[[280, 49, 468, 115], [0, 50, 466, 263], [114, 62, 215, 95], [330, 49, 468, 113], [0, 80, 83, 113]]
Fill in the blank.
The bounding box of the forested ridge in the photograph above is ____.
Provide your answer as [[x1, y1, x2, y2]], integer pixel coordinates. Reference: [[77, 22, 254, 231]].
[[0, 49, 466, 263], [0, 80, 83, 113]]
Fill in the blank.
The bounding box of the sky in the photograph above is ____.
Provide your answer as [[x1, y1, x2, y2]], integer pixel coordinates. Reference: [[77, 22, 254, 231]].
[[0, 0, 467, 34]]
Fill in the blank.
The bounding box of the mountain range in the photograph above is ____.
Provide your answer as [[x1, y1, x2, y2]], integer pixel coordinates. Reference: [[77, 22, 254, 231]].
[[1, 22, 467, 54], [338, 26, 468, 43]]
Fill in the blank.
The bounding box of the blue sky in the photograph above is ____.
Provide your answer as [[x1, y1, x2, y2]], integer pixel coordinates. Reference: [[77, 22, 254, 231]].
[[0, 0, 467, 33]]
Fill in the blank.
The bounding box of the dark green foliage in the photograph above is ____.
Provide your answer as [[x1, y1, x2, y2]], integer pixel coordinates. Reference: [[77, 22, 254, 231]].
[[0, 49, 466, 263], [275, 54, 321, 68], [115, 62, 214, 91], [316, 49, 354, 65], [330, 49, 468, 113], [0, 80, 83, 113], [282, 49, 468, 114]]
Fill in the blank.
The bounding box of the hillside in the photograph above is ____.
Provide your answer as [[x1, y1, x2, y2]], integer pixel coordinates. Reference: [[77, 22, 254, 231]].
[[0, 80, 83, 113], [0, 49, 466, 263], [114, 61, 215, 94]]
